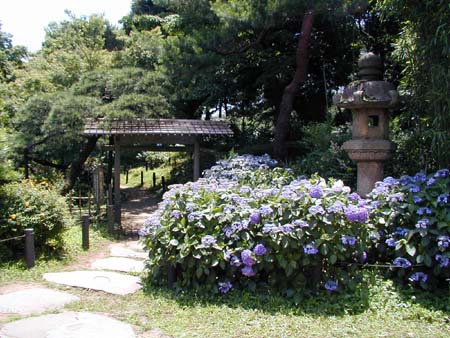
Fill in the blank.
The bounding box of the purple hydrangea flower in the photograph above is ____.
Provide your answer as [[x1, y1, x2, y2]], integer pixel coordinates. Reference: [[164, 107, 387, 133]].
[[304, 242, 319, 255], [434, 169, 449, 178], [253, 244, 268, 256], [201, 235, 217, 247], [399, 176, 413, 186], [412, 195, 422, 204], [241, 265, 256, 277], [241, 249, 256, 266], [170, 210, 182, 219], [223, 226, 233, 238], [437, 235, 449, 249], [361, 251, 368, 263], [324, 280, 338, 291], [417, 207, 432, 216], [409, 272, 428, 283], [218, 281, 232, 294], [138, 228, 150, 236], [437, 194, 449, 204], [385, 238, 397, 247], [308, 205, 325, 215], [393, 257, 412, 268], [259, 205, 273, 216], [388, 193, 404, 202], [187, 213, 196, 222], [230, 255, 241, 267], [383, 177, 398, 185], [309, 185, 324, 198], [280, 224, 294, 233], [415, 218, 430, 229], [224, 250, 232, 261], [327, 201, 345, 213], [344, 205, 369, 223], [341, 235, 357, 246], [249, 212, 261, 224], [348, 192, 361, 201], [435, 254, 449, 267], [292, 220, 309, 228]]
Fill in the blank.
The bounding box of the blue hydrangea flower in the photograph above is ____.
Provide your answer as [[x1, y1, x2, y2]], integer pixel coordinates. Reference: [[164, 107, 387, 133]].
[[409, 272, 428, 283], [327, 201, 345, 213], [415, 218, 430, 229], [399, 175, 413, 186], [385, 238, 397, 247], [361, 251, 368, 263], [394, 227, 409, 237], [435, 254, 449, 267], [437, 194, 449, 204], [187, 213, 196, 222], [348, 192, 361, 201], [417, 207, 432, 216], [223, 226, 233, 238], [253, 244, 268, 256], [241, 265, 256, 277], [408, 185, 421, 193], [437, 235, 449, 249], [324, 280, 338, 291], [262, 223, 277, 233], [218, 281, 232, 294], [249, 212, 261, 224], [388, 193, 404, 202], [412, 195, 422, 204], [280, 224, 294, 233], [341, 235, 357, 246], [383, 177, 398, 185], [393, 257, 412, 268], [308, 205, 325, 215], [304, 242, 319, 255], [292, 220, 309, 228], [434, 169, 449, 178], [309, 185, 323, 198], [344, 205, 369, 223], [426, 178, 436, 186], [241, 249, 256, 266], [201, 235, 217, 247], [413, 173, 427, 183]]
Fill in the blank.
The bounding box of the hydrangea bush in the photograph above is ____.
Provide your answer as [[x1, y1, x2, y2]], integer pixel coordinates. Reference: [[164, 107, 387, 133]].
[[369, 169, 450, 289], [142, 154, 374, 296]]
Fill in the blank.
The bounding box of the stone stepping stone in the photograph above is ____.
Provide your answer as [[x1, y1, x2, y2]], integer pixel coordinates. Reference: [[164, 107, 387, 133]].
[[0, 288, 79, 315], [91, 257, 145, 273], [43, 271, 142, 295], [126, 240, 146, 252], [110, 245, 147, 260], [0, 311, 135, 338]]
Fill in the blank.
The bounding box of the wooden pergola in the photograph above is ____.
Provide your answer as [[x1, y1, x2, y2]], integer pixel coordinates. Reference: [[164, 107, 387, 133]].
[[83, 118, 233, 224]]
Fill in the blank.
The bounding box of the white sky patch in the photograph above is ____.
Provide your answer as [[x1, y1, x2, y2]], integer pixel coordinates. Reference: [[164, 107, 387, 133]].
[[0, 0, 131, 52]]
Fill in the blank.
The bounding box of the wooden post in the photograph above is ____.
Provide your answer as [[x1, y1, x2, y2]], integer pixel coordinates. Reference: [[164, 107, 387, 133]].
[[82, 214, 90, 250], [145, 162, 148, 171], [193, 138, 200, 181], [24, 228, 35, 269], [126, 169, 129, 184], [107, 183, 113, 206], [78, 189, 82, 218], [153, 172, 156, 187], [140, 171, 144, 186], [162, 176, 166, 192], [114, 136, 121, 225], [107, 205, 114, 234]]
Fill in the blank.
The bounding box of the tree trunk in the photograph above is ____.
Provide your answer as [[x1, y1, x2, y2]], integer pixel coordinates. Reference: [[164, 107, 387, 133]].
[[273, 9, 315, 161], [63, 136, 99, 193]]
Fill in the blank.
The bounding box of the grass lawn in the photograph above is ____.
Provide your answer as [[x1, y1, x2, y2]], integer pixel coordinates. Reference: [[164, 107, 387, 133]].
[[1, 226, 449, 338]]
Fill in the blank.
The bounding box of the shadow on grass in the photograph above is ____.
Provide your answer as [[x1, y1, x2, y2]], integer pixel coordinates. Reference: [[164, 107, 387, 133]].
[[141, 278, 372, 317]]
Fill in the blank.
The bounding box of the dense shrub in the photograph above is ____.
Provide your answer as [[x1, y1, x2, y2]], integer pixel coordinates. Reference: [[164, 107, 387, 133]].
[[369, 169, 450, 289], [142, 155, 374, 297], [0, 180, 73, 260]]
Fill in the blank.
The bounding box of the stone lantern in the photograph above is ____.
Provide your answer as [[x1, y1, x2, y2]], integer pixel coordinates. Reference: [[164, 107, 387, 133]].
[[333, 53, 399, 196]]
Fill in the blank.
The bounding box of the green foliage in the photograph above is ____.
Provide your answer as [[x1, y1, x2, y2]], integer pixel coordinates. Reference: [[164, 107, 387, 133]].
[[0, 180, 73, 260], [294, 119, 355, 184], [143, 155, 371, 297], [369, 170, 450, 289], [0, 23, 27, 83]]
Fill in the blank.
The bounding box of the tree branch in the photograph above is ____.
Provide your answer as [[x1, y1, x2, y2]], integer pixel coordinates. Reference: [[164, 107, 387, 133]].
[[215, 26, 273, 55]]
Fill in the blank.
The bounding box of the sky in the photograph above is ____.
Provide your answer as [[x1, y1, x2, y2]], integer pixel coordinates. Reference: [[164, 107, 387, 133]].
[[0, 0, 132, 52]]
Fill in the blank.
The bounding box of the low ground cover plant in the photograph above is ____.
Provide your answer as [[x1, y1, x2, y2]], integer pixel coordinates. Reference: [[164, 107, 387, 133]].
[[142, 155, 376, 297], [0, 180, 73, 260]]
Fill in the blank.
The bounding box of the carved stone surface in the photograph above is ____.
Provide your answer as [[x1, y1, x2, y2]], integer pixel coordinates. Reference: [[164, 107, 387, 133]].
[[332, 52, 398, 196]]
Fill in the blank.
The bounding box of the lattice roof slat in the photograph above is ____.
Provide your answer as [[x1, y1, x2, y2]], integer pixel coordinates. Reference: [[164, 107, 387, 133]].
[[83, 118, 233, 137]]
